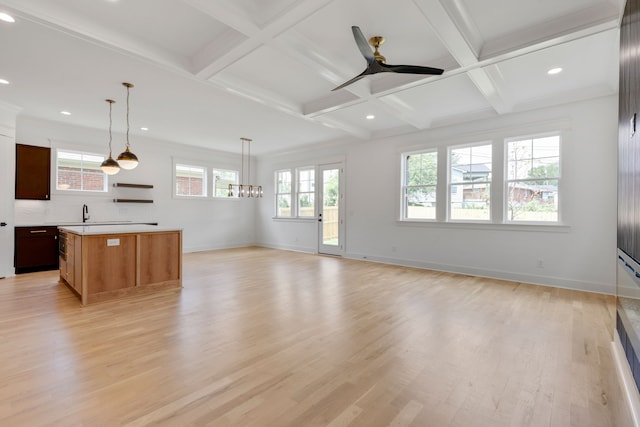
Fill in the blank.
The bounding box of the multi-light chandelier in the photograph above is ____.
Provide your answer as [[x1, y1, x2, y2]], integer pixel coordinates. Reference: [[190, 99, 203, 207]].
[[100, 82, 139, 175], [228, 137, 263, 198]]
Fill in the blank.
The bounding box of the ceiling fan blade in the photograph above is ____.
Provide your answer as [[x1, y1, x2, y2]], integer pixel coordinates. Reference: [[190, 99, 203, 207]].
[[384, 64, 444, 75], [352, 26, 375, 64], [332, 71, 368, 91]]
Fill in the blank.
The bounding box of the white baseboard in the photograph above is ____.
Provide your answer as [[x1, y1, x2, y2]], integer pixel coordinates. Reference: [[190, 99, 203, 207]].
[[343, 252, 616, 295], [612, 331, 640, 427]]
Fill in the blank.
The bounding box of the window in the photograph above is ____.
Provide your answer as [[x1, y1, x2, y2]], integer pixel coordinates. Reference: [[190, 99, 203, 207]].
[[506, 135, 560, 222], [275, 170, 292, 217], [213, 168, 239, 198], [56, 150, 108, 192], [449, 144, 492, 221], [296, 167, 315, 217], [403, 151, 437, 220], [175, 164, 207, 197]]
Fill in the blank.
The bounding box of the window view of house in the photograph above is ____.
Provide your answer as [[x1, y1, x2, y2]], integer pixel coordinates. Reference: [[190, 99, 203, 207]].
[[175, 164, 207, 197], [57, 150, 107, 192], [506, 135, 560, 222], [449, 144, 492, 221]]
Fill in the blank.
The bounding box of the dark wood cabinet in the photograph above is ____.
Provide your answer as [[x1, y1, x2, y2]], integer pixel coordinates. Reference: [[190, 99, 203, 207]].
[[14, 226, 59, 273], [15, 143, 51, 200]]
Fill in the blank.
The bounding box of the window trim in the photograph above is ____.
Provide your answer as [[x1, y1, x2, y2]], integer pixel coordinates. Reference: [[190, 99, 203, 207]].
[[55, 148, 109, 194]]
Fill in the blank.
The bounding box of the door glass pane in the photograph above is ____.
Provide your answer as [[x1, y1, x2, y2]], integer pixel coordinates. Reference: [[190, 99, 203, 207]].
[[322, 169, 339, 246]]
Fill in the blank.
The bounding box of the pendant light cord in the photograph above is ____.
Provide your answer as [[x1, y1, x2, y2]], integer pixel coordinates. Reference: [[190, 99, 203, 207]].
[[125, 84, 130, 149]]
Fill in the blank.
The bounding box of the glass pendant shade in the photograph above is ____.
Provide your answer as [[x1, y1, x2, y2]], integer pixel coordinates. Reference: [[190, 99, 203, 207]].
[[117, 146, 138, 170], [101, 155, 120, 175]]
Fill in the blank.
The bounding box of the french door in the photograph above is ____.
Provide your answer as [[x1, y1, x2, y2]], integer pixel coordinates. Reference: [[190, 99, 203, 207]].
[[317, 163, 344, 256]]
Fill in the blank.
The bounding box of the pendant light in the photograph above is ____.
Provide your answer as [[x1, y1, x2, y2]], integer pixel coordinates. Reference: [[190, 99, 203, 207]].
[[117, 82, 139, 170], [100, 99, 120, 175], [227, 137, 263, 198]]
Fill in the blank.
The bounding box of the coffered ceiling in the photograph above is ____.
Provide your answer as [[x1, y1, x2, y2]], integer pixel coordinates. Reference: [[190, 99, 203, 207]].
[[0, 0, 623, 154]]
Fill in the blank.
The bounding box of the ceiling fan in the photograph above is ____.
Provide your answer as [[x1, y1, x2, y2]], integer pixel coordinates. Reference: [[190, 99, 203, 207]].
[[333, 26, 444, 91]]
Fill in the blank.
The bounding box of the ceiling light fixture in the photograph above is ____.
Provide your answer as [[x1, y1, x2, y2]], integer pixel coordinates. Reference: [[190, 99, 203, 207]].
[[140, 127, 148, 131], [0, 78, 9, 85], [366, 114, 375, 120], [117, 82, 139, 170], [61, 111, 71, 116], [100, 99, 120, 175], [547, 67, 563, 75], [228, 137, 262, 198], [0, 12, 15, 23]]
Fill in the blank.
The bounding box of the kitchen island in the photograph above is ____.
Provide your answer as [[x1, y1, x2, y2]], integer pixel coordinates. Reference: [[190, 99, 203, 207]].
[[58, 225, 182, 305]]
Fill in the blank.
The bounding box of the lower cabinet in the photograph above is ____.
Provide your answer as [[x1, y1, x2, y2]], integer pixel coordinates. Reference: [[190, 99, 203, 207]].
[[14, 226, 59, 274]]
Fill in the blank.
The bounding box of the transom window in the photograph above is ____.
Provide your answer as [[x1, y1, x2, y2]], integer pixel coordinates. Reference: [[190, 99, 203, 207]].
[[175, 164, 207, 197], [56, 150, 108, 192], [449, 144, 492, 221], [506, 135, 560, 222], [403, 151, 437, 220]]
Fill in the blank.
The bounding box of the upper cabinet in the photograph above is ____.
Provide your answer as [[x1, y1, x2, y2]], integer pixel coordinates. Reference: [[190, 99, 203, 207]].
[[15, 143, 51, 200]]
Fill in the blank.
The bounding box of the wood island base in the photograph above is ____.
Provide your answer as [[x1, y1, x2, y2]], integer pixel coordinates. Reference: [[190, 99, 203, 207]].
[[58, 225, 182, 305]]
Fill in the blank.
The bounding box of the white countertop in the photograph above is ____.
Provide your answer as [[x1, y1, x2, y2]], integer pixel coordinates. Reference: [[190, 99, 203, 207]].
[[59, 224, 181, 235]]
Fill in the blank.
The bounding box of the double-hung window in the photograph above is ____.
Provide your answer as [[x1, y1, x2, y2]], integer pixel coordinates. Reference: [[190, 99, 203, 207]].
[[403, 151, 437, 220], [449, 143, 492, 221], [175, 164, 207, 197], [56, 150, 108, 192], [296, 167, 315, 217], [275, 169, 292, 217], [506, 135, 560, 222]]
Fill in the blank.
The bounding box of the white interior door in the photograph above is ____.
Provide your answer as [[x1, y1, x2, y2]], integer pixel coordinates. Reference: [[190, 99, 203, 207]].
[[0, 134, 15, 278], [318, 163, 344, 256]]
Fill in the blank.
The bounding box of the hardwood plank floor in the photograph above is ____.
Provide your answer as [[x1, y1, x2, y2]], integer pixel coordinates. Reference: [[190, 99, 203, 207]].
[[0, 247, 632, 426]]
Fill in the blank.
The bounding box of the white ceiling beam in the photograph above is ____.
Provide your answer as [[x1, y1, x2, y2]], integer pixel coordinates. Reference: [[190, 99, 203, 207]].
[[411, 0, 512, 114]]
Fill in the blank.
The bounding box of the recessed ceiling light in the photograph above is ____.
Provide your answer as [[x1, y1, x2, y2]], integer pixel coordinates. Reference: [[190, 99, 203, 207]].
[[140, 127, 148, 131], [0, 78, 9, 85], [60, 111, 71, 116], [366, 114, 375, 120], [0, 12, 15, 23], [547, 67, 563, 75]]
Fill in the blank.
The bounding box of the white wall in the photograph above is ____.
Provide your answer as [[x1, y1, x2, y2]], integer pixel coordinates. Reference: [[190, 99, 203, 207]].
[[255, 96, 619, 294], [14, 116, 256, 253]]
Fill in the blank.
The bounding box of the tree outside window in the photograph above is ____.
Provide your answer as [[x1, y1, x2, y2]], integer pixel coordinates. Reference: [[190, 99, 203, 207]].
[[506, 135, 560, 222], [404, 151, 437, 219]]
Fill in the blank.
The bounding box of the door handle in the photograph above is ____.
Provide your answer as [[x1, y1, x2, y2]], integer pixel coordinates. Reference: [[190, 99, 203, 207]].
[[30, 230, 48, 233], [0, 222, 6, 227]]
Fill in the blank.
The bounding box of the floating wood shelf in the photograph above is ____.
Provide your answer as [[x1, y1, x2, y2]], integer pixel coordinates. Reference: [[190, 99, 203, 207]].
[[113, 199, 154, 203], [113, 183, 154, 189]]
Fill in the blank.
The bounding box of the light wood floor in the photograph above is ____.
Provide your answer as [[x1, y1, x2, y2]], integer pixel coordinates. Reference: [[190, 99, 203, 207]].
[[0, 247, 632, 426]]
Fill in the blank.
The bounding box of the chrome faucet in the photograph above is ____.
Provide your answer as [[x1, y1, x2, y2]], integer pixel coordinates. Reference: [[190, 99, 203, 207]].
[[82, 204, 90, 223]]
